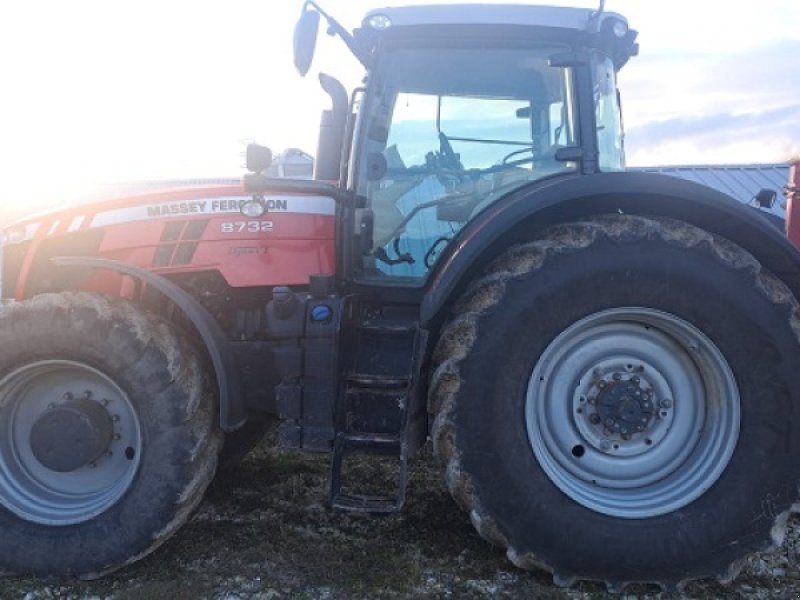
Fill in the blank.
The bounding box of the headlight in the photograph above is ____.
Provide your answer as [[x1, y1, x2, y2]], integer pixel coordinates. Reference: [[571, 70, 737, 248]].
[[4, 225, 28, 245], [1, 222, 41, 248], [366, 14, 392, 30]]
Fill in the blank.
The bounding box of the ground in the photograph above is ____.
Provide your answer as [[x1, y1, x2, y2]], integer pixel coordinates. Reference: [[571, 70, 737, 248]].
[[3, 441, 800, 600]]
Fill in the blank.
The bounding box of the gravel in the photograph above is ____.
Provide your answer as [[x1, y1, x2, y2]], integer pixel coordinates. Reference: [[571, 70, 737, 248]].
[[3, 440, 800, 599]]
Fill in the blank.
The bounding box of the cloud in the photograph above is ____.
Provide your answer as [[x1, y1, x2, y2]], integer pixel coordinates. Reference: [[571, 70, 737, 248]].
[[622, 40, 800, 165], [627, 106, 800, 146]]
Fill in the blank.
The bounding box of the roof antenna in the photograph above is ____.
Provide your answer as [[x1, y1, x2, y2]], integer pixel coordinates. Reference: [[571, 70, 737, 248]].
[[594, 0, 606, 17], [588, 0, 605, 28]]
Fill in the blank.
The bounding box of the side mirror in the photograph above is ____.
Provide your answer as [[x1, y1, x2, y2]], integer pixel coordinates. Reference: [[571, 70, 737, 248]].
[[294, 9, 320, 77], [755, 188, 777, 209]]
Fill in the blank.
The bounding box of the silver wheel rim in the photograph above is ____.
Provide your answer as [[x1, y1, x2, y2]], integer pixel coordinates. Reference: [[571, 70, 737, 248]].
[[0, 360, 142, 525], [526, 307, 740, 518]]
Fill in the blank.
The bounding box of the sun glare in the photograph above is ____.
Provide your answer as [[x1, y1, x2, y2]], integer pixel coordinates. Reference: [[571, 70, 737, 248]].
[[1, 0, 798, 224]]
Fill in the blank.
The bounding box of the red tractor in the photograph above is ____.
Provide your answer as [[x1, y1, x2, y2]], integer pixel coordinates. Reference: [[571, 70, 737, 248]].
[[1, 2, 799, 591]]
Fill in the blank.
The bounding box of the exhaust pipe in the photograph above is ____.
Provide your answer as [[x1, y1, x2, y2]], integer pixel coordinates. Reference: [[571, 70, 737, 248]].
[[314, 73, 348, 183], [786, 158, 800, 247]]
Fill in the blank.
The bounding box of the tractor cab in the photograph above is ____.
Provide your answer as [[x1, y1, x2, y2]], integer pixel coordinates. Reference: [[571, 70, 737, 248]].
[[287, 2, 638, 282]]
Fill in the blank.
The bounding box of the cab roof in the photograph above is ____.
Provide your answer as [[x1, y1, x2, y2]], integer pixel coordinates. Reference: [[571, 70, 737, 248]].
[[361, 4, 628, 34], [355, 4, 638, 69]]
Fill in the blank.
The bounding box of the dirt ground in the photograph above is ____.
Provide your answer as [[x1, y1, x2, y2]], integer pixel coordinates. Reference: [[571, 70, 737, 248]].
[[3, 440, 800, 600]]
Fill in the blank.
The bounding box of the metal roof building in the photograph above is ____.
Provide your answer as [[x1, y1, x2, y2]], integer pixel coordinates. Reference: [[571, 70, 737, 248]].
[[632, 163, 790, 217]]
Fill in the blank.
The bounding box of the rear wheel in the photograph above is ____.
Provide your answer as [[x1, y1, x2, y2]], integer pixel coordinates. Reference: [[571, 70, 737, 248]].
[[431, 215, 800, 590], [0, 293, 221, 576]]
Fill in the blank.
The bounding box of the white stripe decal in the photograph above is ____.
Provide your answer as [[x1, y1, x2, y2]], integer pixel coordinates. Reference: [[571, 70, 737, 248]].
[[89, 195, 335, 229], [67, 216, 85, 233], [47, 221, 60, 236]]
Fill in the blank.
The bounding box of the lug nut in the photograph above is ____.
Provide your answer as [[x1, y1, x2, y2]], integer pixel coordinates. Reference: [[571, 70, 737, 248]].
[[600, 440, 611, 451], [597, 381, 607, 389], [101, 398, 110, 406], [63, 392, 73, 401], [113, 433, 121, 440], [660, 398, 673, 409], [622, 433, 632, 441], [612, 373, 622, 381], [605, 419, 614, 427], [112, 415, 121, 422], [589, 413, 601, 424], [631, 376, 640, 384], [84, 390, 92, 398]]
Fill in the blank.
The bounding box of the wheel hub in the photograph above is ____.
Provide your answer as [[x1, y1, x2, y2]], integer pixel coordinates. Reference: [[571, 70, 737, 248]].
[[594, 377, 655, 436], [0, 360, 142, 525], [574, 363, 673, 456], [29, 393, 114, 473]]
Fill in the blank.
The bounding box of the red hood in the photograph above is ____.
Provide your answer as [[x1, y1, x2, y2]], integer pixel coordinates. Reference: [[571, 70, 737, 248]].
[[5, 182, 247, 230]]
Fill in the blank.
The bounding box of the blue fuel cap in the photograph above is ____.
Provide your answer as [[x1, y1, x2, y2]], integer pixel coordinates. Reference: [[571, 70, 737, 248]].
[[310, 304, 333, 323]]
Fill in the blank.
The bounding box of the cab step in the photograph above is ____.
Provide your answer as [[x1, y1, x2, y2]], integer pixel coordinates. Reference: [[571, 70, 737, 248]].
[[328, 432, 408, 514]]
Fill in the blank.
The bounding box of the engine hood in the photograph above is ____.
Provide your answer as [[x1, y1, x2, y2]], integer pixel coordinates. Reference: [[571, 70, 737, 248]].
[[2, 181, 253, 244]]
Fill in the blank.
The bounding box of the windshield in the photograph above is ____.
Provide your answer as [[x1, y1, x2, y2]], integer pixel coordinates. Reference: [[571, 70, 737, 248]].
[[356, 45, 577, 282]]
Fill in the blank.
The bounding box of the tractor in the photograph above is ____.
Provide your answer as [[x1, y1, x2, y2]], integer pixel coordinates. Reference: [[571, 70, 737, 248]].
[[1, 1, 800, 591]]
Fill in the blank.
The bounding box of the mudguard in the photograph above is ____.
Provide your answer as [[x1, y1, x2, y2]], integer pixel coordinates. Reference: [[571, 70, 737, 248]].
[[51, 256, 245, 432], [422, 171, 800, 324]]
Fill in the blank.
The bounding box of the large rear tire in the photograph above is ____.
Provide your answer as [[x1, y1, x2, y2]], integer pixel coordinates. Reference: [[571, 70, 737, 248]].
[[0, 292, 221, 577], [431, 215, 800, 591]]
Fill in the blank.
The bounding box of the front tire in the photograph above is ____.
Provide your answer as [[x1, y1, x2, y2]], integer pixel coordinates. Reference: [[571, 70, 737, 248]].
[[0, 293, 221, 576], [431, 215, 800, 590]]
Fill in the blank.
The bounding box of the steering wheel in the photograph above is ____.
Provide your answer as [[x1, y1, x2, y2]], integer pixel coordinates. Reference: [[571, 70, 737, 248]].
[[502, 147, 535, 164]]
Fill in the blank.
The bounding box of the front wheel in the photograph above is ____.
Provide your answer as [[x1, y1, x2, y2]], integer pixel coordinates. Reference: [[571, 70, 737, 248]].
[[0, 293, 221, 577], [431, 215, 800, 590]]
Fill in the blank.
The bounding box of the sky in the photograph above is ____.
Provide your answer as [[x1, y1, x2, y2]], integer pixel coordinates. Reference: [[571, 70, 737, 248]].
[[1, 0, 799, 220]]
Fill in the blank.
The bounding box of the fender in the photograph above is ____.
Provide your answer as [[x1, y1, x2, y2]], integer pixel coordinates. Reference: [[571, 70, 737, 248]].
[[50, 256, 246, 432], [422, 171, 800, 325]]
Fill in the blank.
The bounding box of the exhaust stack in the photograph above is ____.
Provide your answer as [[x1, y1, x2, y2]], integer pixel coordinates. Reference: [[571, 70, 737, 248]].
[[787, 158, 800, 247]]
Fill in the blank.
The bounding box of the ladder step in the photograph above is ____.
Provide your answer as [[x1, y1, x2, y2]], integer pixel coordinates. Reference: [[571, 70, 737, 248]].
[[347, 374, 409, 389], [358, 322, 417, 334], [330, 493, 403, 514], [329, 433, 407, 514], [338, 432, 400, 448]]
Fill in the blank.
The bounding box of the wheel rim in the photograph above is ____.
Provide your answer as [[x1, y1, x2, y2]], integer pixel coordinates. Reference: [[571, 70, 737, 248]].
[[526, 307, 740, 518], [0, 360, 142, 525]]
